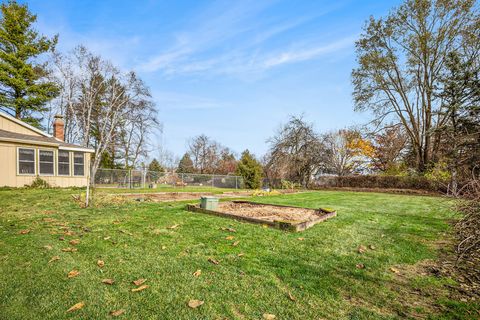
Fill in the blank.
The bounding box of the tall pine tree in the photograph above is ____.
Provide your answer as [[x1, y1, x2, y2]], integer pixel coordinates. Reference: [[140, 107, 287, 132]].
[[177, 153, 194, 173], [0, 0, 59, 128], [148, 158, 164, 173]]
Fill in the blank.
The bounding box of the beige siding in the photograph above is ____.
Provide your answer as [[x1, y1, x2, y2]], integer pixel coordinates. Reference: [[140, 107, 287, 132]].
[[0, 116, 43, 136], [0, 142, 91, 188]]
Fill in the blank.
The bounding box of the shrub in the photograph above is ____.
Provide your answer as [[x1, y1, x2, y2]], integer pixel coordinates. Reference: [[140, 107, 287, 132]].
[[312, 175, 445, 192], [26, 176, 51, 189], [252, 189, 281, 197], [281, 179, 302, 190], [425, 161, 451, 186]]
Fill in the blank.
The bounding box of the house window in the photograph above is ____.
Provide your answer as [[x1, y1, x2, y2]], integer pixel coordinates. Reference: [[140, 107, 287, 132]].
[[39, 150, 54, 175], [73, 152, 85, 176], [18, 148, 35, 175], [58, 151, 70, 176]]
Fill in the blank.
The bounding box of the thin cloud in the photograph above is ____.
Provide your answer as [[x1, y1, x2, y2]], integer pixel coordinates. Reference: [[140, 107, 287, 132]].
[[137, 1, 348, 76], [154, 91, 227, 111], [262, 36, 356, 68]]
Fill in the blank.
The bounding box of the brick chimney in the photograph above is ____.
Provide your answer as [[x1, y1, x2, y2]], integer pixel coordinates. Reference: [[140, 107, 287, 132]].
[[53, 114, 65, 141]]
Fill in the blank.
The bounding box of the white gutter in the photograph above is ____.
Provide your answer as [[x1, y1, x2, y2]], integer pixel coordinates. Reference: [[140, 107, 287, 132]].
[[59, 146, 95, 153], [0, 137, 57, 147], [0, 137, 95, 153]]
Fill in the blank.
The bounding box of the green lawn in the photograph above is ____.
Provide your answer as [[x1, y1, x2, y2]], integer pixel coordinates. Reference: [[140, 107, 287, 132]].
[[0, 189, 477, 319]]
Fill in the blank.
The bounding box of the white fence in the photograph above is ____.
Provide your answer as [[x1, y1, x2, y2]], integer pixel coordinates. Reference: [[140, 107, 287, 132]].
[[94, 168, 243, 189]]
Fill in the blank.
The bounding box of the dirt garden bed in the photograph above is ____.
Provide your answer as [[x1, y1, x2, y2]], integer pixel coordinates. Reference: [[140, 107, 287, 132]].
[[186, 201, 336, 232], [120, 191, 253, 202], [118, 189, 300, 202]]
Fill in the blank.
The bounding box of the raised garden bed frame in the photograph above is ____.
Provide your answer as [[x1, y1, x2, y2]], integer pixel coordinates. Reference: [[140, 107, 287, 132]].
[[186, 200, 336, 232]]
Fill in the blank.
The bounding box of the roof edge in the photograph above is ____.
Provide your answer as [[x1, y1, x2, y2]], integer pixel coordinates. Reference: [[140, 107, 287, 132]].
[[0, 136, 58, 147], [0, 111, 52, 138], [0, 136, 95, 153], [59, 146, 95, 153]]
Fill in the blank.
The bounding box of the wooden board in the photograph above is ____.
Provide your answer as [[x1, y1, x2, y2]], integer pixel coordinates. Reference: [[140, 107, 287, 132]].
[[186, 201, 336, 232]]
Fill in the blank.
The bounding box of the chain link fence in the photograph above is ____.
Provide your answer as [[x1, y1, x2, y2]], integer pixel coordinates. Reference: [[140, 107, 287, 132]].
[[94, 168, 243, 189]]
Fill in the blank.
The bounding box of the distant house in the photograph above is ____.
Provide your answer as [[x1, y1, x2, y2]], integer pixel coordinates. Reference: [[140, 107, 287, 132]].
[[0, 112, 94, 187]]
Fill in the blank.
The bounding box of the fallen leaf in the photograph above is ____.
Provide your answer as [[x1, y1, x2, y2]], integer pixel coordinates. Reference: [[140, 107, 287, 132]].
[[43, 245, 53, 250], [390, 267, 400, 274], [68, 270, 80, 278], [368, 245, 376, 250], [119, 229, 133, 236], [132, 278, 147, 286], [263, 313, 276, 319], [48, 255, 60, 263], [357, 245, 367, 254], [193, 269, 202, 277], [62, 247, 78, 252], [64, 231, 75, 236], [69, 239, 80, 245], [109, 309, 125, 317], [59, 237, 65, 241], [208, 258, 219, 265], [220, 227, 236, 232], [97, 260, 105, 268], [102, 278, 115, 285], [19, 229, 30, 235], [188, 299, 204, 308], [356, 263, 365, 269], [225, 236, 235, 240], [103, 236, 111, 240], [167, 224, 179, 229], [66, 301, 85, 313], [232, 241, 240, 246], [287, 291, 296, 301], [297, 237, 305, 241], [131, 285, 148, 292], [237, 253, 245, 257]]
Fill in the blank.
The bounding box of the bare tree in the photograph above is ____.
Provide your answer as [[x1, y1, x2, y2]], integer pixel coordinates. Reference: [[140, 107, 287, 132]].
[[187, 134, 225, 174], [352, 0, 479, 172], [52, 46, 156, 181], [119, 100, 159, 168], [369, 125, 408, 173], [267, 115, 325, 187], [322, 129, 373, 176]]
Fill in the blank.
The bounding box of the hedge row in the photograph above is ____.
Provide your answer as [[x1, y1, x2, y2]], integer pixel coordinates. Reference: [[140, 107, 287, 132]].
[[311, 175, 447, 193]]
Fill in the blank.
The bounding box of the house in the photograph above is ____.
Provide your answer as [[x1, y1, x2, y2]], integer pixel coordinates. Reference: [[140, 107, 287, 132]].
[[0, 112, 94, 187]]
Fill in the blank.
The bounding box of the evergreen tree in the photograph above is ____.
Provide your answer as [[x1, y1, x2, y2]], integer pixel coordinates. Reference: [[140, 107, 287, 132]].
[[177, 153, 194, 173], [148, 158, 164, 182], [437, 52, 480, 192], [236, 150, 263, 189], [148, 158, 164, 173], [0, 0, 59, 128]]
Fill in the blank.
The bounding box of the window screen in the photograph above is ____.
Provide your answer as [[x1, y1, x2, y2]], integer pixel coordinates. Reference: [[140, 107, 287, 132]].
[[73, 152, 84, 176], [39, 150, 54, 175], [18, 148, 35, 174], [58, 151, 70, 175]]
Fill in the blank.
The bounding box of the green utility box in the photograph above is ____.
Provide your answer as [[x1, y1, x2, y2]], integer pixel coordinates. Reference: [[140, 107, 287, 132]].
[[200, 196, 219, 210]]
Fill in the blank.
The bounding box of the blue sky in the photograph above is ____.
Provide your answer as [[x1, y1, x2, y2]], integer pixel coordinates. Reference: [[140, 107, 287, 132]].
[[25, 0, 401, 158]]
